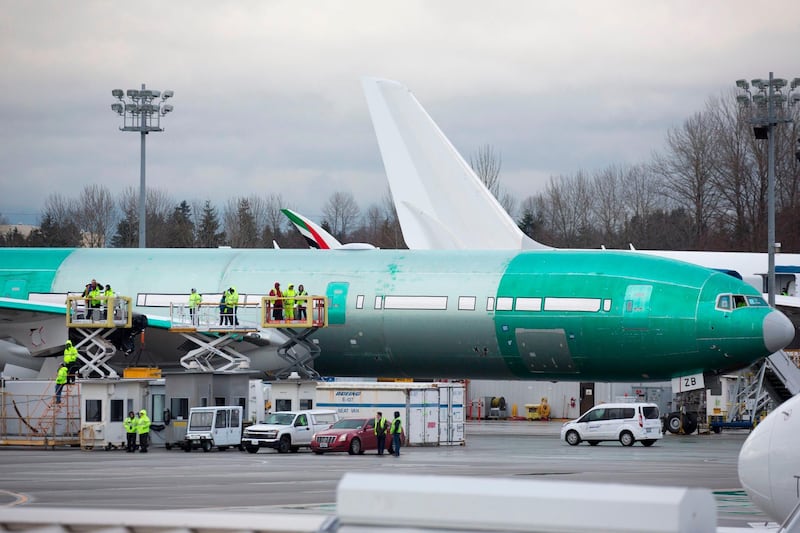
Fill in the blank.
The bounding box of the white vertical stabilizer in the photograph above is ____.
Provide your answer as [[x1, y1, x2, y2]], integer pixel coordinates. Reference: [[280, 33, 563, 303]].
[[362, 77, 548, 250]]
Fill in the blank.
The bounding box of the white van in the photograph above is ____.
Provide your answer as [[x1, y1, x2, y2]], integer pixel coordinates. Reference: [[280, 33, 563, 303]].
[[243, 409, 339, 453], [560, 402, 663, 447], [183, 406, 244, 452]]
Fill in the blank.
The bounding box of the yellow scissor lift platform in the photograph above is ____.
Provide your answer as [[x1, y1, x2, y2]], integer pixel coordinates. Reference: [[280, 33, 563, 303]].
[[168, 296, 328, 375], [66, 295, 133, 379]]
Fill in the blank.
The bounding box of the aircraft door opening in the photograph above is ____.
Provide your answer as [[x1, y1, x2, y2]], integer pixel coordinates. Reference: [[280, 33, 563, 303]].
[[622, 284, 652, 330], [326, 282, 349, 325]]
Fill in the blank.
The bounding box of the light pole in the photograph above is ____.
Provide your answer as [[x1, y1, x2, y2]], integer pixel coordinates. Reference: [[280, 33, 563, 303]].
[[111, 85, 174, 248], [735, 74, 800, 307]]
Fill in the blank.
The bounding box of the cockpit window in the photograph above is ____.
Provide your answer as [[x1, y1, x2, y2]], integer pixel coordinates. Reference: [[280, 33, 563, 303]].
[[716, 295, 731, 310], [746, 296, 767, 307], [733, 295, 747, 308]]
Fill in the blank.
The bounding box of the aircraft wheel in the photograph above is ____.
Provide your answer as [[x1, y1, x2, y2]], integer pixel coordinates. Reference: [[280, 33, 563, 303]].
[[666, 413, 682, 434]]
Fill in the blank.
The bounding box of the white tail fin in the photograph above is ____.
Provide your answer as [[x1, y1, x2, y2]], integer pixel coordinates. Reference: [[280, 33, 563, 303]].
[[362, 77, 548, 250]]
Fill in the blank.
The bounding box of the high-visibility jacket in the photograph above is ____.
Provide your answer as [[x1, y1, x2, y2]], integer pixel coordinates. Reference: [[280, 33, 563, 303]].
[[389, 417, 403, 434], [89, 287, 102, 306], [56, 366, 68, 385], [285, 287, 296, 307], [63, 344, 78, 365], [374, 417, 388, 435], [225, 288, 239, 308], [124, 416, 137, 433], [189, 292, 202, 309], [137, 411, 151, 434]]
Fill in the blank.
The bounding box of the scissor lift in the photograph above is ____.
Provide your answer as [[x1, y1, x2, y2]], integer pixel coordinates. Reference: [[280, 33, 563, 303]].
[[169, 296, 328, 374], [66, 295, 133, 379], [262, 295, 328, 379]]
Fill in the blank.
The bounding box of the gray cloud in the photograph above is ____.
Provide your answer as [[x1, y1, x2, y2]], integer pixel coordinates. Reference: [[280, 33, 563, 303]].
[[1, 0, 799, 225]]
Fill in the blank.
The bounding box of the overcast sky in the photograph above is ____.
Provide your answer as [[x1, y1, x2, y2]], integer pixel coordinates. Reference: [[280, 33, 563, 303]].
[[1, 1, 799, 226]]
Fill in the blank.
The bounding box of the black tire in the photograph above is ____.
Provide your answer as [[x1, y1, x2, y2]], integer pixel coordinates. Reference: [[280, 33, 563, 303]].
[[588, 441, 599, 446], [165, 443, 172, 451], [313, 450, 324, 455], [565, 430, 581, 446], [290, 445, 300, 453], [641, 440, 656, 447], [183, 441, 192, 452], [619, 431, 635, 447], [348, 438, 362, 455], [666, 413, 682, 434], [682, 413, 698, 435], [712, 426, 721, 434], [201, 440, 212, 453], [245, 445, 259, 454], [218, 446, 228, 452], [277, 436, 291, 454]]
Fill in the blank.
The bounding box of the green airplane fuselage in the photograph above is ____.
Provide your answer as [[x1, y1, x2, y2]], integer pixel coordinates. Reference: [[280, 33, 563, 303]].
[[0, 247, 784, 380]]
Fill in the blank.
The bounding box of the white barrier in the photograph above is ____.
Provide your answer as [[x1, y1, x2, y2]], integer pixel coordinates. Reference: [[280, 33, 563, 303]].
[[337, 473, 716, 533]]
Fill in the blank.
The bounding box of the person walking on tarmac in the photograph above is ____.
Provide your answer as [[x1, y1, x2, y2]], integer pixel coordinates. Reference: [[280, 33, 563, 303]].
[[189, 288, 202, 326], [226, 287, 239, 326], [63, 339, 79, 384], [374, 411, 388, 456], [284, 284, 296, 320], [124, 411, 137, 452], [55, 363, 68, 404], [389, 411, 403, 457], [137, 409, 151, 453]]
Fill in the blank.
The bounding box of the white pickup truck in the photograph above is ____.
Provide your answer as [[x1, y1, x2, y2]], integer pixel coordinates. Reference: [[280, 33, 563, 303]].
[[242, 409, 339, 453]]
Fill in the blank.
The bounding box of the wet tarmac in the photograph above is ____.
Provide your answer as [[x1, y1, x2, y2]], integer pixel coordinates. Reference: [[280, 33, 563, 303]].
[[0, 420, 776, 529]]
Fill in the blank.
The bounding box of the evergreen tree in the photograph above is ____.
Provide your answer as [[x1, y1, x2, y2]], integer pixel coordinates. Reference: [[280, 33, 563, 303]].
[[111, 211, 138, 248], [196, 200, 224, 248], [167, 201, 195, 247]]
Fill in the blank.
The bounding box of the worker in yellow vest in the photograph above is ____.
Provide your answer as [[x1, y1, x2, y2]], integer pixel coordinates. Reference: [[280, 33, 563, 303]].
[[389, 411, 403, 457], [103, 284, 114, 320], [88, 281, 102, 320], [124, 411, 137, 452], [137, 409, 151, 453], [63, 339, 79, 384], [284, 284, 296, 320], [189, 288, 202, 325], [225, 287, 239, 326], [55, 364, 68, 404]]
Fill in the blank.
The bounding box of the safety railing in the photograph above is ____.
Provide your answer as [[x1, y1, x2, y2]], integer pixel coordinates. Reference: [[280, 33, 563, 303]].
[[169, 302, 261, 332], [67, 295, 132, 329], [261, 295, 327, 328]]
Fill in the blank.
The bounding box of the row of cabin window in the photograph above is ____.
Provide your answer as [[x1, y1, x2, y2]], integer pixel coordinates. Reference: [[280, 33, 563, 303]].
[[354, 295, 613, 313]]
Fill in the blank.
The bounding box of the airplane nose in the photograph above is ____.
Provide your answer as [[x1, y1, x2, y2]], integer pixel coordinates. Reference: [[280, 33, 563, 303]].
[[763, 310, 795, 353]]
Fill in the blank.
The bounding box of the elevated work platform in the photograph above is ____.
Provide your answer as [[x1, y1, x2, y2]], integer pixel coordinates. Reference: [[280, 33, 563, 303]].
[[66, 295, 134, 379], [168, 296, 328, 375]]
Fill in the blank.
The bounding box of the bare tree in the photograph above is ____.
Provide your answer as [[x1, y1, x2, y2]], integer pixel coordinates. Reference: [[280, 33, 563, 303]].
[[652, 112, 722, 250], [77, 184, 116, 247], [223, 197, 259, 248], [322, 191, 360, 240], [38, 193, 82, 246], [470, 144, 502, 197], [261, 193, 288, 247], [145, 188, 175, 247], [469, 144, 517, 216], [591, 165, 626, 247], [620, 164, 665, 248]]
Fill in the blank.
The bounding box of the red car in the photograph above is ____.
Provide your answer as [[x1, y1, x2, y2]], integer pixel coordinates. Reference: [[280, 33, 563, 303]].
[[310, 417, 404, 455]]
